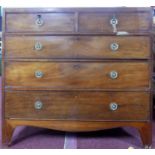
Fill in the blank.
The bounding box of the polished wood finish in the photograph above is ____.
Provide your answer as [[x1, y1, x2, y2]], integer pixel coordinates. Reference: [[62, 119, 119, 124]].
[[2, 7, 153, 148], [2, 120, 15, 145], [5, 62, 150, 90], [5, 36, 150, 59], [5, 8, 150, 34], [5, 91, 150, 120], [6, 13, 75, 33], [79, 12, 150, 33], [3, 119, 151, 133], [138, 122, 152, 147]]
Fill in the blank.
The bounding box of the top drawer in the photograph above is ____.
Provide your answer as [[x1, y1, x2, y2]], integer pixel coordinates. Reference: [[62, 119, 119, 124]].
[[79, 12, 150, 33], [6, 13, 75, 33], [5, 9, 151, 34]]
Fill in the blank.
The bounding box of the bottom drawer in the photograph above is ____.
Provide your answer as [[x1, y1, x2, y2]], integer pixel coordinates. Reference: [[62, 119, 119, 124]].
[[5, 91, 150, 121]]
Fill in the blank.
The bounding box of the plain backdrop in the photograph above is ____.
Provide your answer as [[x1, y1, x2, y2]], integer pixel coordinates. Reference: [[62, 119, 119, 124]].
[[0, 0, 154, 7]]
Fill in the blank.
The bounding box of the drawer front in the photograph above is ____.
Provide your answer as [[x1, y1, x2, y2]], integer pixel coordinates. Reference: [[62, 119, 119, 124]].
[[5, 36, 150, 59], [5, 11, 150, 33], [79, 12, 150, 33], [5, 62, 149, 90], [5, 91, 150, 120], [6, 13, 75, 33]]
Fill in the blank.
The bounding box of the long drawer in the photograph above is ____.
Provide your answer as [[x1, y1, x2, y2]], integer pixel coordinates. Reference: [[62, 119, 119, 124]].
[[5, 91, 150, 121], [5, 10, 150, 33], [5, 36, 150, 59], [5, 62, 150, 90]]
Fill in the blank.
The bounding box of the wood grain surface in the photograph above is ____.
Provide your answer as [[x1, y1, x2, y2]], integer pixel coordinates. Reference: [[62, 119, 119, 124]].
[[6, 13, 75, 33], [5, 36, 150, 59], [5, 91, 150, 120], [5, 10, 150, 33], [5, 62, 150, 90]]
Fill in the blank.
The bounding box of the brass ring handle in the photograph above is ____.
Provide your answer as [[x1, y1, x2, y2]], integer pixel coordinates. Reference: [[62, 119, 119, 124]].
[[35, 15, 44, 27], [110, 16, 118, 33], [34, 100, 43, 110], [35, 71, 44, 78], [110, 43, 119, 51], [34, 42, 43, 51], [109, 71, 118, 79], [109, 102, 118, 111]]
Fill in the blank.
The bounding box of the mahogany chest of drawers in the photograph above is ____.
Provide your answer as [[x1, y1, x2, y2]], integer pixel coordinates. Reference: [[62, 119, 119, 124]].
[[2, 7, 153, 148]]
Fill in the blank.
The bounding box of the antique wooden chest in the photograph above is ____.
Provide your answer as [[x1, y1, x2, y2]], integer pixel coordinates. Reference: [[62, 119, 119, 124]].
[[2, 7, 153, 148]]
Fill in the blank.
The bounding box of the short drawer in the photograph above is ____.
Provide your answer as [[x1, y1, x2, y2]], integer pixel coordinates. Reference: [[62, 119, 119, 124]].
[[79, 12, 150, 33], [6, 13, 75, 33], [5, 91, 150, 121], [5, 36, 150, 59], [5, 62, 150, 90]]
